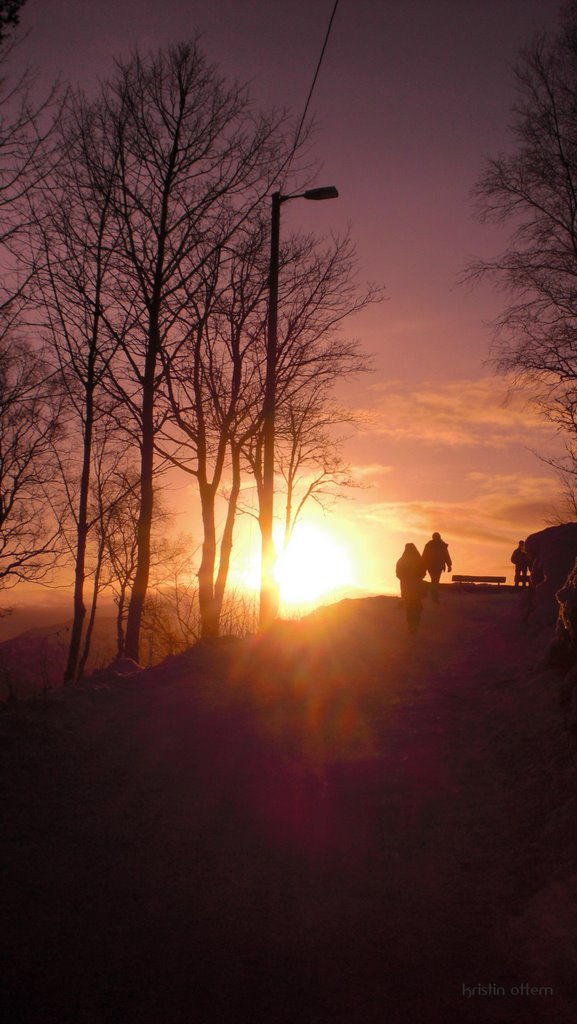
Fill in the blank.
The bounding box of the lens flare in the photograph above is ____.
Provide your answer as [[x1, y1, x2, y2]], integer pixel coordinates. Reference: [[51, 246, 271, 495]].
[[275, 523, 352, 605]]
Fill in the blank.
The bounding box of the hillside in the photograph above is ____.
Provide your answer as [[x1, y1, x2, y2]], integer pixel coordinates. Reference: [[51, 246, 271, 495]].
[[1, 592, 576, 1023], [0, 614, 118, 700]]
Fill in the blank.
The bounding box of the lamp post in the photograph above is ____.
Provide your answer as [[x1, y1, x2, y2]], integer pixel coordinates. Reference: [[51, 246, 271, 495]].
[[259, 185, 339, 630]]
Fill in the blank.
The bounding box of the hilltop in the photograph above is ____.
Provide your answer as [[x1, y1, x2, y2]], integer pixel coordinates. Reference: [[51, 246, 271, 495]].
[[1, 592, 576, 1023]]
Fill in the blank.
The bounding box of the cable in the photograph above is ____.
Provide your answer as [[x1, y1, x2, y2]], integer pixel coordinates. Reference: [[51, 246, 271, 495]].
[[279, 0, 341, 192]]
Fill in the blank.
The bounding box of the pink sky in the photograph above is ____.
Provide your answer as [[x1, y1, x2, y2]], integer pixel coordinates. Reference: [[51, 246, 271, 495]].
[[18, 0, 566, 597]]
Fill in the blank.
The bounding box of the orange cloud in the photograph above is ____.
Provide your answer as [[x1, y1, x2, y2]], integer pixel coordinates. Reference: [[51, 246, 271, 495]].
[[360, 376, 557, 450], [355, 471, 559, 545], [349, 462, 394, 481]]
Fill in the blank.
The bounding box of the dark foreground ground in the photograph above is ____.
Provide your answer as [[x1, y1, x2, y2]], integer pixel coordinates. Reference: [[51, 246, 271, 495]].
[[1, 592, 577, 1024]]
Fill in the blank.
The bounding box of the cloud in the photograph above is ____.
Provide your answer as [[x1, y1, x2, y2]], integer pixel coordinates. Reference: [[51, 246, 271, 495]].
[[355, 470, 559, 547], [350, 462, 394, 481], [359, 376, 558, 450], [362, 499, 511, 544], [464, 471, 559, 519]]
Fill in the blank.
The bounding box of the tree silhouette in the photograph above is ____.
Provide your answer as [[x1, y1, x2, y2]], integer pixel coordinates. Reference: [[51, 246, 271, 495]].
[[160, 218, 374, 637], [0, 1, 25, 42], [60, 42, 294, 661], [34, 96, 125, 683], [0, 338, 63, 587], [470, 2, 577, 467]]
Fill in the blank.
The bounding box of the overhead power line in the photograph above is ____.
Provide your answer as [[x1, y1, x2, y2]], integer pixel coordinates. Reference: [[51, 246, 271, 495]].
[[280, 0, 341, 190]]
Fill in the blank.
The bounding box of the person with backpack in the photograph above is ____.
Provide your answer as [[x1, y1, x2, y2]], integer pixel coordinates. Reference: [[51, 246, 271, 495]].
[[422, 532, 452, 603]]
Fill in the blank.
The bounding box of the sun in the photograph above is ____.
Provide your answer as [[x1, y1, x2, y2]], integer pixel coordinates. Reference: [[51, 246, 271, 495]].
[[274, 522, 353, 606]]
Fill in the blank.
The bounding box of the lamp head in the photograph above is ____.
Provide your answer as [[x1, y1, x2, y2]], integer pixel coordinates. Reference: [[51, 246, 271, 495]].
[[302, 186, 339, 201]]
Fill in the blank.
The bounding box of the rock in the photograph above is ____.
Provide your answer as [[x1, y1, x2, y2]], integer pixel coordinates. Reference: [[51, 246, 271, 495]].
[[525, 524, 577, 627], [552, 558, 577, 676], [107, 658, 143, 676], [526, 524, 577, 697], [85, 657, 143, 685]]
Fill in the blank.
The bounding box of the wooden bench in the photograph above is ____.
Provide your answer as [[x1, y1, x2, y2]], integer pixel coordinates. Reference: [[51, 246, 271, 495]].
[[451, 574, 507, 587]]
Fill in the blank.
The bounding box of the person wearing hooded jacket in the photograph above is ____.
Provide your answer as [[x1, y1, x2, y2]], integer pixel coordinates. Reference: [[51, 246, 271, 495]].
[[396, 542, 427, 634], [422, 532, 452, 603]]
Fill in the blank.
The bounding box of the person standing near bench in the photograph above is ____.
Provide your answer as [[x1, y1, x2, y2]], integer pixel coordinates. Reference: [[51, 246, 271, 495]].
[[422, 532, 452, 603], [511, 540, 531, 587]]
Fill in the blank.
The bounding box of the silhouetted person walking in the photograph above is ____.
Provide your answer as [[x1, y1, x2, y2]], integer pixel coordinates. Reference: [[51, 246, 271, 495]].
[[422, 532, 452, 603], [396, 543, 427, 634], [511, 540, 531, 587]]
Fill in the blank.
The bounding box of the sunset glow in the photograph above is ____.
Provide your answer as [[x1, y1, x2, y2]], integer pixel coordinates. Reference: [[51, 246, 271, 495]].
[[275, 523, 353, 606], [16, 1, 568, 609], [241, 522, 354, 607]]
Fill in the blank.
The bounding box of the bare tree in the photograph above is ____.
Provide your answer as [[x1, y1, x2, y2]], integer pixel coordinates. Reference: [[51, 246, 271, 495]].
[[276, 394, 359, 550], [158, 216, 271, 637], [0, 336, 63, 587], [0, 2, 66, 608], [73, 440, 139, 680], [100, 470, 140, 660], [161, 221, 375, 636], [140, 535, 200, 664], [142, 549, 257, 664], [469, 2, 577, 453], [32, 92, 128, 684], [100, 473, 178, 661], [0, 12, 59, 323], [0, 1, 25, 43], [244, 229, 375, 618], [63, 42, 295, 662], [546, 467, 577, 525]]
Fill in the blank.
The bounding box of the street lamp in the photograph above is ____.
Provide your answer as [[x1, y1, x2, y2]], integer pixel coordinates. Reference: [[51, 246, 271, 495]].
[[259, 184, 339, 630]]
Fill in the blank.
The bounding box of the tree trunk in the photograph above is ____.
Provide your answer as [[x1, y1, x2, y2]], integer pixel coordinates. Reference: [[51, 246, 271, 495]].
[[198, 483, 219, 639], [76, 537, 104, 681], [116, 584, 127, 658], [124, 434, 153, 661], [125, 345, 156, 662], [63, 525, 87, 685], [63, 398, 93, 685], [214, 445, 241, 625]]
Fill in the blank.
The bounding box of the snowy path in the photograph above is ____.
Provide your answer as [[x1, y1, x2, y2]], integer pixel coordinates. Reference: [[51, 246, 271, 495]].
[[1, 592, 576, 1023]]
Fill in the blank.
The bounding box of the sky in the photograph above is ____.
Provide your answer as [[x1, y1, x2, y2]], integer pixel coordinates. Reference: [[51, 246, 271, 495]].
[[16, 0, 568, 600]]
